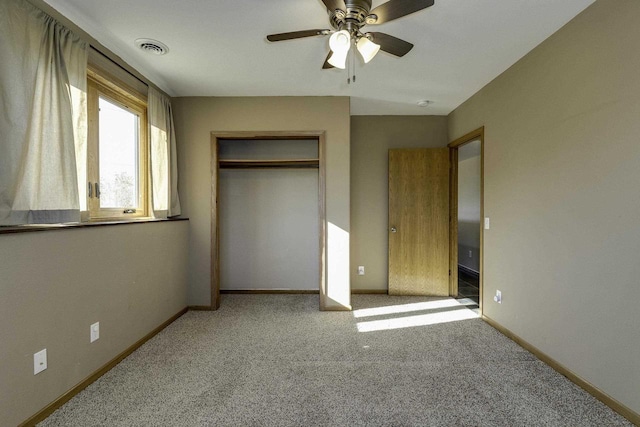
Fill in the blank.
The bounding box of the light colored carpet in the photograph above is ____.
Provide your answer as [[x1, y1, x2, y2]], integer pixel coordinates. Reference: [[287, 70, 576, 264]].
[[39, 295, 631, 426]]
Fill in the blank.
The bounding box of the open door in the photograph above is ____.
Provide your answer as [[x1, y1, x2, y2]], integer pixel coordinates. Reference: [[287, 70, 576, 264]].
[[388, 148, 450, 296]]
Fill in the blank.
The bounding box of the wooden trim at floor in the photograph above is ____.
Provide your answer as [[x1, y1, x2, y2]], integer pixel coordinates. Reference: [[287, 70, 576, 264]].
[[321, 304, 353, 311], [482, 315, 640, 426], [19, 307, 188, 427], [220, 290, 320, 294], [351, 289, 388, 294], [188, 305, 213, 311]]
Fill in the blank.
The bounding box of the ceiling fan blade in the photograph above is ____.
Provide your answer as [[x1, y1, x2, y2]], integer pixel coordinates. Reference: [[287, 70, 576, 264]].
[[322, 52, 335, 69], [321, 0, 346, 13], [369, 32, 414, 57], [369, 0, 434, 25], [267, 29, 329, 42]]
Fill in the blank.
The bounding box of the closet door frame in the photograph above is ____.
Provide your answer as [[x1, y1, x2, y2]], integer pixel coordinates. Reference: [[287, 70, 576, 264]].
[[210, 131, 326, 310]]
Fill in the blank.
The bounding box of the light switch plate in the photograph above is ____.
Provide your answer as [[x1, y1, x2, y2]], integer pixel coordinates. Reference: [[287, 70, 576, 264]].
[[484, 217, 490, 230], [90, 322, 100, 343], [357, 266, 365, 276], [34, 349, 47, 375]]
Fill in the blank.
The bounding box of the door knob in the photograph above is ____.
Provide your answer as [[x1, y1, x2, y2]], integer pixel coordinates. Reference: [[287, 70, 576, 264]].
[[391, 227, 397, 233]]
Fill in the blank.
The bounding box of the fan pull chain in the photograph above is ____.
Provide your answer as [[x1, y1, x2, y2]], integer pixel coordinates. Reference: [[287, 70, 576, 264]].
[[347, 43, 351, 85], [352, 46, 356, 83], [347, 39, 356, 84]]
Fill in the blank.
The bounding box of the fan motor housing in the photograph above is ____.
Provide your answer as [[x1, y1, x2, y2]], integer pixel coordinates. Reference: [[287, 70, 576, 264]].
[[330, 0, 374, 31]]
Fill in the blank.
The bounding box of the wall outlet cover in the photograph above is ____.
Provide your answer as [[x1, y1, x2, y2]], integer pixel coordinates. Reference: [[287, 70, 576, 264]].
[[90, 322, 100, 343], [357, 266, 365, 276], [493, 290, 502, 304], [34, 349, 47, 375]]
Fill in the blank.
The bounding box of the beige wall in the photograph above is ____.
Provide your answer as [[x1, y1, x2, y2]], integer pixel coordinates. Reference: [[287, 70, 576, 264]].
[[350, 116, 448, 291], [0, 221, 189, 426], [172, 97, 351, 309], [449, 0, 640, 415]]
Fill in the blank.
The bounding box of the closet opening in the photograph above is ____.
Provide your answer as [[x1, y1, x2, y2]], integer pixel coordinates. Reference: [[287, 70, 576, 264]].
[[210, 132, 327, 310]]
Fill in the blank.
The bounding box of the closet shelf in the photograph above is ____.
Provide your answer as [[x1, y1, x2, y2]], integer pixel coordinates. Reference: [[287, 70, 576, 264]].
[[219, 159, 319, 169]]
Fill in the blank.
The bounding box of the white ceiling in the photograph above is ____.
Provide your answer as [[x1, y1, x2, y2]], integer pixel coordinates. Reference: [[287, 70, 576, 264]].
[[44, 0, 594, 115]]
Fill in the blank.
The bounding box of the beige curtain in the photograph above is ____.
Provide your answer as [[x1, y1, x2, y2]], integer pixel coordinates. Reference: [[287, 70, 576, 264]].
[[149, 87, 181, 218], [0, 0, 88, 225]]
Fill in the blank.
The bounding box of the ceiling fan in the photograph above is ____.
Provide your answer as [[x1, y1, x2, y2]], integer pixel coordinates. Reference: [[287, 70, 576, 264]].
[[266, 0, 435, 70]]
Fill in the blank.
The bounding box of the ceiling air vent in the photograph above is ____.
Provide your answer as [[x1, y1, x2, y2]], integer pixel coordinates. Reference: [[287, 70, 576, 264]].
[[135, 38, 169, 55]]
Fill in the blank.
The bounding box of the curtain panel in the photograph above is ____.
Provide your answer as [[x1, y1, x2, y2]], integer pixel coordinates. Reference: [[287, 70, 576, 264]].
[[148, 87, 181, 218], [0, 0, 87, 225]]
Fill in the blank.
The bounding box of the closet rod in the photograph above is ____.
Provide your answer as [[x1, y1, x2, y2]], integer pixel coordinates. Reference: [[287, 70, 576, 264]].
[[219, 159, 319, 169]]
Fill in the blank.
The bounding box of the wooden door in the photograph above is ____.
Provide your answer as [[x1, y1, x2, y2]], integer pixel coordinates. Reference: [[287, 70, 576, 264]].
[[389, 148, 450, 296]]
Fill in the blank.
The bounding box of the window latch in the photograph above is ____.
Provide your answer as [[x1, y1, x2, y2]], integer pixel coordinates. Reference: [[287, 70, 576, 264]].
[[123, 209, 136, 214], [94, 182, 100, 199], [88, 182, 93, 198]]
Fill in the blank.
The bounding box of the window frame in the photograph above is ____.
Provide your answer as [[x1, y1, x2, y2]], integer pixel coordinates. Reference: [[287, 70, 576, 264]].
[[86, 69, 149, 221]]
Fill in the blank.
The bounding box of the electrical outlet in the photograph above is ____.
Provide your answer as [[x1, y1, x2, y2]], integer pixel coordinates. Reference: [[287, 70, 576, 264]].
[[493, 290, 502, 304], [34, 349, 47, 375], [90, 322, 100, 343], [357, 266, 365, 276], [484, 217, 491, 230], [468, 250, 473, 258]]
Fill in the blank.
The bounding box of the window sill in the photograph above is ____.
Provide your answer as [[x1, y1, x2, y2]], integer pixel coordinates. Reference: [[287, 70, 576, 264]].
[[0, 217, 188, 235]]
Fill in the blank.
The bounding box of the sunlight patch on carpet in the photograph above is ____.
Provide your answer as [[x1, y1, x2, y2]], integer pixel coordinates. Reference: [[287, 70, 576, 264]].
[[356, 305, 479, 332], [353, 298, 475, 319]]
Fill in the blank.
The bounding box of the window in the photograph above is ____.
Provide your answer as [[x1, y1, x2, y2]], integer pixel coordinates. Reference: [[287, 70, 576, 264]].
[[87, 71, 148, 219]]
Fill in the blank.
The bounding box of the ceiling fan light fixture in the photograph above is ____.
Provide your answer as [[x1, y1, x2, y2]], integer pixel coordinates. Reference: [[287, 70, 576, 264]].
[[357, 36, 380, 63], [266, 0, 435, 72], [329, 30, 351, 52], [328, 30, 351, 69], [327, 51, 349, 69]]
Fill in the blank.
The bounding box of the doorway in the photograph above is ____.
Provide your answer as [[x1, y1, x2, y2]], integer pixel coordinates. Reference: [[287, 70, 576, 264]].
[[449, 128, 484, 312], [210, 132, 327, 310]]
